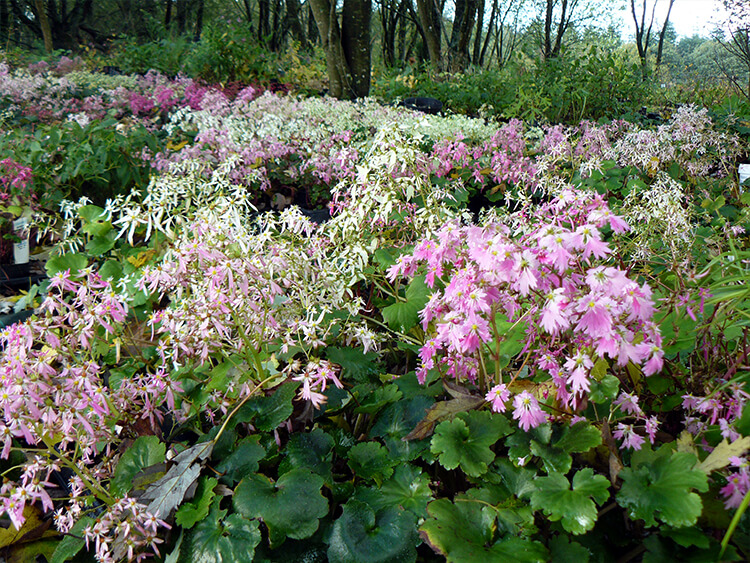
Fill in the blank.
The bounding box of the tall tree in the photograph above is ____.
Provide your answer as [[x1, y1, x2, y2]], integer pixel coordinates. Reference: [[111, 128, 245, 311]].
[[310, 0, 372, 98], [714, 0, 750, 99], [535, 0, 612, 59], [447, 0, 478, 70], [630, 0, 676, 79], [11, 0, 95, 50], [415, 0, 442, 67]]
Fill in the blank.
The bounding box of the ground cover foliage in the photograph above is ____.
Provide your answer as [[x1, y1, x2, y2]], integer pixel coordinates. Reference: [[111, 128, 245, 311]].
[[0, 61, 749, 563]]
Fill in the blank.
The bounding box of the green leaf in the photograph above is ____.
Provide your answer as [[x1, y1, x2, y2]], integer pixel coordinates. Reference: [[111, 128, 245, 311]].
[[45, 253, 88, 277], [589, 374, 619, 403], [431, 411, 511, 477], [530, 421, 602, 474], [233, 468, 328, 546], [382, 275, 430, 332], [529, 469, 610, 534], [85, 235, 115, 256], [77, 204, 106, 223], [419, 498, 548, 563], [736, 403, 750, 436], [347, 442, 396, 486], [328, 500, 417, 563], [377, 465, 434, 518], [355, 384, 402, 415], [111, 436, 166, 497], [371, 395, 433, 461], [279, 428, 334, 483], [617, 446, 708, 528], [175, 476, 217, 529], [183, 497, 261, 562], [50, 516, 94, 563], [234, 381, 299, 431], [216, 436, 265, 485], [403, 396, 485, 441], [326, 347, 380, 383], [99, 260, 123, 281], [548, 535, 591, 563]]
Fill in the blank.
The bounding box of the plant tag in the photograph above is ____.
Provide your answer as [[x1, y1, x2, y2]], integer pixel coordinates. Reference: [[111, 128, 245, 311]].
[[740, 164, 750, 190], [12, 218, 29, 265]]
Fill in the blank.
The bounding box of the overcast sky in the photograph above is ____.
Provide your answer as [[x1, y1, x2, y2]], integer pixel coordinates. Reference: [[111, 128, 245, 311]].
[[619, 0, 729, 39]]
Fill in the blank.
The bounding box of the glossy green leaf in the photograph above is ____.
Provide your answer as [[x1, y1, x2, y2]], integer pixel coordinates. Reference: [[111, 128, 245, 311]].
[[278, 428, 334, 482], [175, 476, 217, 529], [233, 468, 328, 546], [617, 446, 708, 528], [183, 497, 261, 563], [234, 381, 299, 431], [355, 384, 402, 415], [382, 275, 430, 331], [326, 347, 380, 383], [50, 516, 94, 563], [45, 252, 88, 277], [431, 411, 512, 477], [529, 421, 602, 474], [420, 498, 547, 562], [328, 500, 417, 563], [216, 436, 265, 485], [377, 465, 434, 518], [85, 235, 116, 256], [548, 535, 591, 563], [111, 436, 166, 497], [347, 442, 396, 486], [529, 469, 610, 534]]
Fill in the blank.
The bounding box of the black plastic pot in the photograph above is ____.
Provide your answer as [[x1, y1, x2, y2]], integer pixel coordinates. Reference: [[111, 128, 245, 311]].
[[400, 97, 443, 115]]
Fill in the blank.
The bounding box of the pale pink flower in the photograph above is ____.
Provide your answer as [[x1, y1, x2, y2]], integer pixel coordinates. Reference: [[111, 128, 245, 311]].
[[485, 384, 510, 413], [512, 391, 547, 431]]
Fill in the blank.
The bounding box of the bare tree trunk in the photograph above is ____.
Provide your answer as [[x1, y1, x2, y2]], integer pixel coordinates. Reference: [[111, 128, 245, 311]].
[[258, 0, 270, 42], [342, 0, 371, 95], [164, 0, 172, 29], [193, 0, 203, 41], [655, 0, 676, 68], [286, 0, 307, 48], [310, 0, 371, 98], [33, 0, 53, 51], [415, 0, 442, 68]]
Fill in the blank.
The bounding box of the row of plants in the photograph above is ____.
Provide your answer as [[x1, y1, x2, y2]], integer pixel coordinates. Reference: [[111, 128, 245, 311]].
[[0, 65, 749, 563]]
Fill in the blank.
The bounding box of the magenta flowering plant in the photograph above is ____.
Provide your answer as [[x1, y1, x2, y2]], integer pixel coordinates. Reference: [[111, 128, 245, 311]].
[[0, 267, 175, 561], [388, 188, 663, 441]]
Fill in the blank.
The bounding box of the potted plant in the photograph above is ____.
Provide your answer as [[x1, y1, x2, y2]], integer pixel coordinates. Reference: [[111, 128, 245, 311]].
[[0, 158, 35, 278]]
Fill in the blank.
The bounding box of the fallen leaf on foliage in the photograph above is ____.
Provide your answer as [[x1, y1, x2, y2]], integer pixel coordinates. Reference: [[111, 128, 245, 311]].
[[0, 505, 52, 548], [139, 441, 214, 519], [696, 436, 750, 473], [601, 420, 623, 484], [404, 397, 484, 441], [676, 431, 699, 457]]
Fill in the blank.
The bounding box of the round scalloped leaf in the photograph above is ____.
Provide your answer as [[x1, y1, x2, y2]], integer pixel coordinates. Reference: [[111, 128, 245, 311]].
[[430, 411, 510, 477], [278, 427, 334, 482], [233, 468, 328, 545], [617, 448, 708, 528], [419, 498, 547, 562], [347, 442, 396, 485], [184, 498, 261, 563], [215, 436, 266, 485], [111, 436, 165, 496], [529, 469, 610, 534], [328, 500, 417, 563]]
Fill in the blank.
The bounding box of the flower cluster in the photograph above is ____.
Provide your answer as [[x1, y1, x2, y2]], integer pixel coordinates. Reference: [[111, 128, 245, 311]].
[[389, 189, 662, 434], [0, 268, 175, 559]]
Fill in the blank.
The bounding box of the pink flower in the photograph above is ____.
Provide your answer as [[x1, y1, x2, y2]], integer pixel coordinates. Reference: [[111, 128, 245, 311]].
[[512, 391, 547, 431], [613, 392, 643, 416], [485, 384, 510, 413], [613, 423, 645, 450]]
